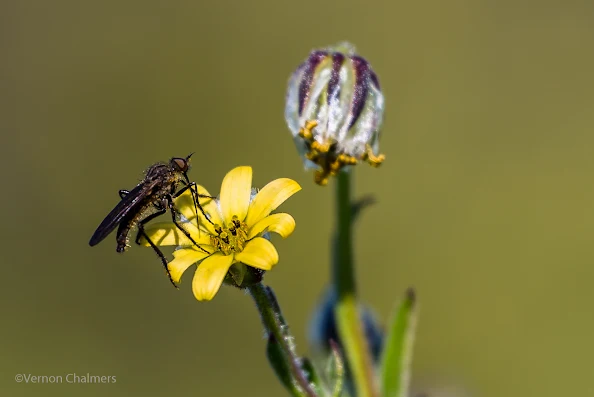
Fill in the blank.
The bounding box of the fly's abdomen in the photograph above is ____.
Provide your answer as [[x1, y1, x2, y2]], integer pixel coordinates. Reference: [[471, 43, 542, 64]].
[[115, 199, 153, 252], [116, 217, 134, 252]]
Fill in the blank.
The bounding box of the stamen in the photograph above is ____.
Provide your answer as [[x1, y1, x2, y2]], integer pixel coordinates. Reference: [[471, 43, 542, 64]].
[[210, 216, 249, 255], [314, 170, 330, 186], [362, 144, 385, 167], [298, 120, 318, 140], [311, 140, 331, 153], [300, 119, 383, 185]]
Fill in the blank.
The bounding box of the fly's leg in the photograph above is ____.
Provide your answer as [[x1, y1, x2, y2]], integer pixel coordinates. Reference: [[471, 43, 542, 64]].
[[165, 195, 211, 255], [134, 209, 178, 288], [175, 182, 214, 225]]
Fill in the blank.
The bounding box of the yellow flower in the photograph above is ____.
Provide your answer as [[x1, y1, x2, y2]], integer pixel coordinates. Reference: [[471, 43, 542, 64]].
[[140, 166, 301, 301]]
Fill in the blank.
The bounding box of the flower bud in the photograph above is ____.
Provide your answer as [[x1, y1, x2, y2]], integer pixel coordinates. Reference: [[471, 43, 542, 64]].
[[285, 42, 385, 185]]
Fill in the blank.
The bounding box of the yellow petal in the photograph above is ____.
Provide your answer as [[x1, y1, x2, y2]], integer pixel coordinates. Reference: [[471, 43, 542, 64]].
[[245, 178, 301, 227], [175, 185, 222, 235], [139, 222, 210, 247], [168, 248, 210, 283], [248, 213, 296, 239], [220, 166, 252, 225], [234, 237, 278, 271], [192, 253, 235, 301]]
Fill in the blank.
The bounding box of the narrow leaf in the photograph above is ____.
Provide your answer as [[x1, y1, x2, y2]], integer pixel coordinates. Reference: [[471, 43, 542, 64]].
[[301, 358, 325, 396], [327, 340, 345, 397], [380, 288, 418, 397], [351, 195, 376, 223]]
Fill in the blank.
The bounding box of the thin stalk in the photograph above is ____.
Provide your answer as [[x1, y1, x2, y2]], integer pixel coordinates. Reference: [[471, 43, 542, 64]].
[[247, 283, 317, 397], [333, 171, 378, 397]]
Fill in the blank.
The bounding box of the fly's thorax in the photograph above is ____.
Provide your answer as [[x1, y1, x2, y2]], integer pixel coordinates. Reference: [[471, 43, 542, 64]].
[[144, 162, 169, 179], [147, 162, 186, 196]]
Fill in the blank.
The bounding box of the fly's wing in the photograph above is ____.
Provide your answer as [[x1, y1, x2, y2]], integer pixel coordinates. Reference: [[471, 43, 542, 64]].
[[89, 180, 158, 246]]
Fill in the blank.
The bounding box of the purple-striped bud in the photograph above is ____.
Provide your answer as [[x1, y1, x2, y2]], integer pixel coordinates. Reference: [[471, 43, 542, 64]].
[[285, 43, 385, 185]]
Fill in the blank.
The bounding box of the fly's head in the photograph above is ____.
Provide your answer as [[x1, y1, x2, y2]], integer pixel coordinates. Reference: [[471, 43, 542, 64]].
[[170, 153, 193, 184]]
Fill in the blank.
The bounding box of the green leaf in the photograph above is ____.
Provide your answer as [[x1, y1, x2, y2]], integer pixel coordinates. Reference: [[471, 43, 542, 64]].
[[301, 358, 325, 396], [228, 263, 246, 286], [351, 195, 376, 223], [380, 288, 418, 397], [266, 335, 307, 397], [327, 340, 345, 397]]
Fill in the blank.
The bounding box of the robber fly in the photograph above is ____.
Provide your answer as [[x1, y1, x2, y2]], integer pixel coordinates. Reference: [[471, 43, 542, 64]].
[[89, 154, 212, 286]]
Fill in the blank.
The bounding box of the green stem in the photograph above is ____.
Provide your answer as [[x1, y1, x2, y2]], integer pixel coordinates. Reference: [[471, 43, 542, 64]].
[[333, 171, 378, 397], [247, 283, 317, 397]]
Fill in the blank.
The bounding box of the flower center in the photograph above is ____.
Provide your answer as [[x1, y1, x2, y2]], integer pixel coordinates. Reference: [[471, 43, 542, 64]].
[[299, 120, 385, 185], [210, 215, 249, 255]]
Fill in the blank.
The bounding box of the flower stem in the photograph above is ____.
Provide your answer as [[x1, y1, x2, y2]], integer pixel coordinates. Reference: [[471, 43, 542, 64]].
[[334, 171, 378, 397], [247, 283, 317, 397]]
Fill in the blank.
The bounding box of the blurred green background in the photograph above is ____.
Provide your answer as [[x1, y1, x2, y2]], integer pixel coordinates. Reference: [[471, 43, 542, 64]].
[[2, 0, 594, 396]]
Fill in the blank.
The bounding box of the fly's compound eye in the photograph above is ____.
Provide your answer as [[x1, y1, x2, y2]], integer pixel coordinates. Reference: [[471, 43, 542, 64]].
[[171, 157, 189, 172]]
